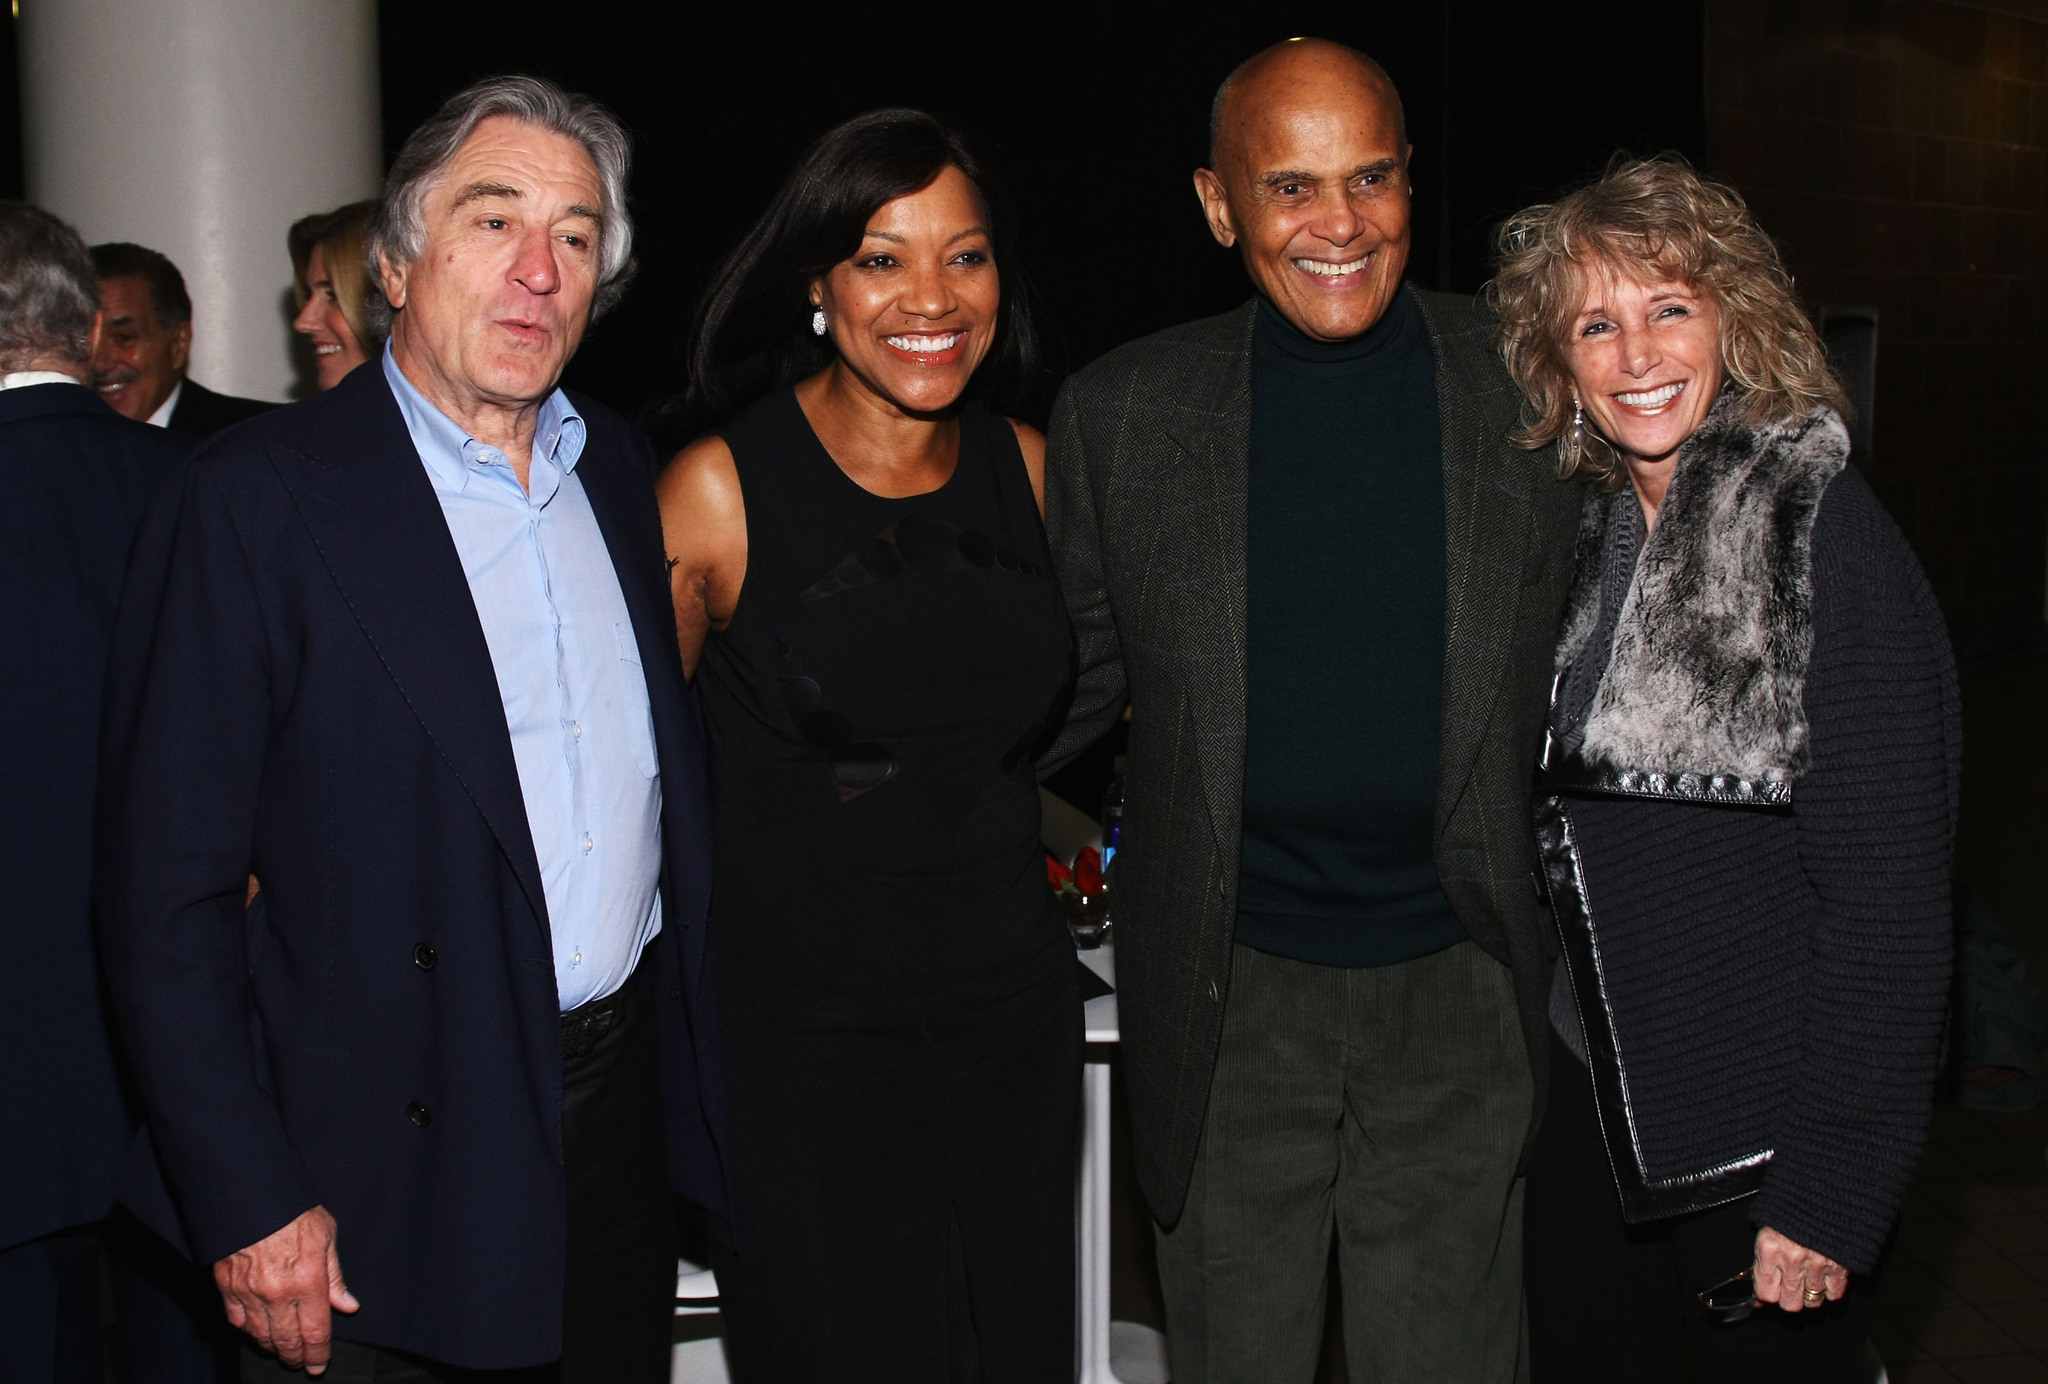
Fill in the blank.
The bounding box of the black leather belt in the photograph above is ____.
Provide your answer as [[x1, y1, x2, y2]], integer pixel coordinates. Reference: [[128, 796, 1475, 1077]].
[[561, 967, 641, 1060]]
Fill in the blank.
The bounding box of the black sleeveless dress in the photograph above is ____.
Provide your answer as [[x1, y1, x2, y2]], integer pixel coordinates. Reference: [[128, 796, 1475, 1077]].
[[698, 387, 1081, 1382]]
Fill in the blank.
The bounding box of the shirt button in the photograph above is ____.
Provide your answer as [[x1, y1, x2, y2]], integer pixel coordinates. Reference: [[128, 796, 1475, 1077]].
[[407, 1101, 432, 1128], [413, 943, 437, 971], [570, 950, 582, 967], [582, 835, 593, 854], [571, 723, 582, 739]]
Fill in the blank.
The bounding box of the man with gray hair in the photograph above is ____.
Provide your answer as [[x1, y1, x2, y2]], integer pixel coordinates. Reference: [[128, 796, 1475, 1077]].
[[0, 202, 226, 1380], [97, 76, 726, 1382], [88, 241, 274, 438]]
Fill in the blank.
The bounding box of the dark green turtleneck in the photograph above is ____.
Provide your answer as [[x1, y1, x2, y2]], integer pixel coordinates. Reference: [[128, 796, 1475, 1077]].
[[1236, 287, 1467, 968]]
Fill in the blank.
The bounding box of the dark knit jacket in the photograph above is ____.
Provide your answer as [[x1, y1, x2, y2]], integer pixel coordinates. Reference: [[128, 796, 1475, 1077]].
[[1537, 407, 1958, 1274]]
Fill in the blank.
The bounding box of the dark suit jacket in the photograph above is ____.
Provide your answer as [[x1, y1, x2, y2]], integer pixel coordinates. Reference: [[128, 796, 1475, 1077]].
[[0, 383, 186, 1252], [166, 378, 275, 440], [96, 362, 727, 1369], [1041, 289, 1582, 1227]]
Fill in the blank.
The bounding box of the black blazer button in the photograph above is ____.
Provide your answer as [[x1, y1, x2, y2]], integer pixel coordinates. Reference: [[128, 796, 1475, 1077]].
[[413, 943, 437, 971], [407, 1101, 432, 1128]]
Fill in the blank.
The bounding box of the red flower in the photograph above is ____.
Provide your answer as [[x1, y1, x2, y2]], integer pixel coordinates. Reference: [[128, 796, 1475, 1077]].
[[1046, 851, 1074, 892], [1074, 846, 1103, 896]]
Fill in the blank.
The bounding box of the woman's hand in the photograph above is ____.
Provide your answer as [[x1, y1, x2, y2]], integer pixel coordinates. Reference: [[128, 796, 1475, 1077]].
[[1752, 1226, 1848, 1310]]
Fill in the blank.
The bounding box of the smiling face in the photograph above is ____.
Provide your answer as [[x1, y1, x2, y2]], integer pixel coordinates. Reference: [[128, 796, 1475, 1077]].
[[293, 245, 370, 391], [811, 165, 999, 418], [91, 274, 190, 421], [1565, 264, 1723, 467], [1195, 44, 1412, 342], [380, 115, 603, 416]]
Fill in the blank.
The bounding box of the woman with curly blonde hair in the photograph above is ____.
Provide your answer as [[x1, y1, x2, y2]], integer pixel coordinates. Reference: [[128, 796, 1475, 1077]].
[[1488, 157, 1958, 1382]]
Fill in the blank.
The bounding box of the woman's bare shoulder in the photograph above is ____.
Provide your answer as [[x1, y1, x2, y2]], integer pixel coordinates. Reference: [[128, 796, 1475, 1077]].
[[1005, 417, 1046, 463], [1006, 417, 1047, 512], [658, 434, 743, 517]]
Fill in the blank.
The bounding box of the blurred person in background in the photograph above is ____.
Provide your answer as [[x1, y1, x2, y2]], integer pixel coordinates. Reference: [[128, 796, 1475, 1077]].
[[0, 201, 228, 1384], [288, 201, 383, 392], [1490, 157, 1958, 1382], [90, 241, 274, 438]]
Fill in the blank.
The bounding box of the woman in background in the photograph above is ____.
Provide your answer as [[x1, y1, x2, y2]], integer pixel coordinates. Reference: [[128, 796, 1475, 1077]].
[[287, 200, 381, 391], [1489, 157, 1957, 1383], [658, 110, 1078, 1381]]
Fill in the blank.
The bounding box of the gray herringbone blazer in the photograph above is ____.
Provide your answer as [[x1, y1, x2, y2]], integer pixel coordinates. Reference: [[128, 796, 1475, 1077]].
[[1042, 288, 1583, 1228]]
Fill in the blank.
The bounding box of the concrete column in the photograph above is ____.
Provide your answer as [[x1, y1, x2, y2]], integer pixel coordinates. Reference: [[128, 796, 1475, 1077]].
[[20, 0, 380, 402]]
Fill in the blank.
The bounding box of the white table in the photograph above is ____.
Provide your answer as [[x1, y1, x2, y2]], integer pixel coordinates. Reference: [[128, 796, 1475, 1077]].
[[1075, 943, 1169, 1384]]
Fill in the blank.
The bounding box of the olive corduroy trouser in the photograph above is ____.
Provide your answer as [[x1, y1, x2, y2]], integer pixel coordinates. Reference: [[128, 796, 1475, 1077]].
[[1155, 939, 1531, 1384]]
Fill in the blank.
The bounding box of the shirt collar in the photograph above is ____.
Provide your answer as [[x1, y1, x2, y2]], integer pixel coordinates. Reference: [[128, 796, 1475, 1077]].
[[0, 371, 87, 391], [146, 379, 183, 428], [536, 393, 586, 474], [382, 342, 585, 494]]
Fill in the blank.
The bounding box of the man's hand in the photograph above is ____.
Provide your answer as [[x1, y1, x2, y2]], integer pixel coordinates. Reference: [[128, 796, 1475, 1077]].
[[1752, 1225, 1848, 1311], [213, 1205, 360, 1374]]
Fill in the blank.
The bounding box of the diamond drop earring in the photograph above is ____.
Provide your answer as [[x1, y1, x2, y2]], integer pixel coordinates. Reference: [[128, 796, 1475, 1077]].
[[1570, 393, 1585, 459], [811, 306, 828, 337]]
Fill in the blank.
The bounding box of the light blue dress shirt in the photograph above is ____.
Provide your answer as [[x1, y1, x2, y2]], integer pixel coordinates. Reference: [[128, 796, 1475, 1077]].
[[384, 347, 662, 1011]]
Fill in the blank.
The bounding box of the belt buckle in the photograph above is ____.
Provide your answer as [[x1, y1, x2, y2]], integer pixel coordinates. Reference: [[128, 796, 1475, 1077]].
[[562, 1000, 617, 1059]]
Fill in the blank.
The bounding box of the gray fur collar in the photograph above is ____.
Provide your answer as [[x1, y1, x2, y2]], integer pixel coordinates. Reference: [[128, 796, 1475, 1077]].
[[1556, 401, 1849, 783]]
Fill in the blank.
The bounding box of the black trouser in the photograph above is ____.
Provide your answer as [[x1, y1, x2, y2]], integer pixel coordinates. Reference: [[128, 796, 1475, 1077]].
[[1526, 1034, 1882, 1383], [0, 1210, 235, 1384], [241, 967, 676, 1383]]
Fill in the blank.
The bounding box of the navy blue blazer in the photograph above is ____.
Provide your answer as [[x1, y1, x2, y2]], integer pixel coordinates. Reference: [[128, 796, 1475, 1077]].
[[0, 383, 185, 1252], [166, 377, 276, 441], [95, 362, 727, 1369]]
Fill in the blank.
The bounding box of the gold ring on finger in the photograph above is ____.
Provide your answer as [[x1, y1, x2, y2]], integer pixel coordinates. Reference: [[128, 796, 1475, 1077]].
[[1803, 1287, 1825, 1304]]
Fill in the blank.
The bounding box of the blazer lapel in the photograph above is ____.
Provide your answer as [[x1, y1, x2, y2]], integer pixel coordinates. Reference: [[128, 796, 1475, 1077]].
[[265, 367, 550, 936], [1416, 289, 1537, 835], [1161, 304, 1255, 861], [575, 427, 714, 995], [574, 435, 671, 703]]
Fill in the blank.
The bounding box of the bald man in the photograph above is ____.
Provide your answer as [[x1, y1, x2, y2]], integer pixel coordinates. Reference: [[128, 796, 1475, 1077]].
[[1039, 39, 1581, 1381]]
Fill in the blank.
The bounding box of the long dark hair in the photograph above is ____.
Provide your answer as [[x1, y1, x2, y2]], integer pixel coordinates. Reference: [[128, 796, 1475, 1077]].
[[665, 108, 1043, 443]]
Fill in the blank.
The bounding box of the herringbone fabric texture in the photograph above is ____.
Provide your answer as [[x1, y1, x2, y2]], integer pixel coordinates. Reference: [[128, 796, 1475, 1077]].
[[1042, 289, 1584, 1226]]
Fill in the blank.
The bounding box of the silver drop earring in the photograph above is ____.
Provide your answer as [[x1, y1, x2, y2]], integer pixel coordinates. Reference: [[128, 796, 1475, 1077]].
[[811, 306, 828, 337], [1570, 394, 1585, 458]]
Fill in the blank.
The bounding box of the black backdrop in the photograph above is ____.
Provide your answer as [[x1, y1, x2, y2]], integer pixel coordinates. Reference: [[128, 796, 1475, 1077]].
[[0, 1, 1709, 808], [0, 4, 1707, 421], [370, 2, 1708, 428]]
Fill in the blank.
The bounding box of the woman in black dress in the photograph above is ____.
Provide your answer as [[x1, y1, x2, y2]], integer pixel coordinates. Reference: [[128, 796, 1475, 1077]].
[[657, 110, 1078, 1382]]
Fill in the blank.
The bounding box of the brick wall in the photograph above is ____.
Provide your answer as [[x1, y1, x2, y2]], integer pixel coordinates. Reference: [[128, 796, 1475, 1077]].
[[1707, 0, 2048, 654]]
